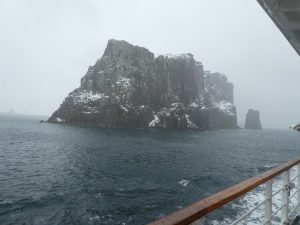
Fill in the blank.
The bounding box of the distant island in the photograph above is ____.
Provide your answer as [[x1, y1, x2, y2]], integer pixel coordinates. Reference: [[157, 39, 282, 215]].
[[48, 39, 237, 129], [245, 109, 262, 129]]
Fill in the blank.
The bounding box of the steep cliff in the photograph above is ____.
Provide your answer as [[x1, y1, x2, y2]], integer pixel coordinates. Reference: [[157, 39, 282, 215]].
[[48, 39, 237, 129], [245, 109, 262, 129]]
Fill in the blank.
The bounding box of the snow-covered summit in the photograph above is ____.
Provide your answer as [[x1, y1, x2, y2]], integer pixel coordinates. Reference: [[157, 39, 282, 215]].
[[160, 53, 194, 59]]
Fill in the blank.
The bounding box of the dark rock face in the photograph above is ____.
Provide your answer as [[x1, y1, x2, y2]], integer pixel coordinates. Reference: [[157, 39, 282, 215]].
[[48, 39, 237, 129], [245, 109, 262, 129]]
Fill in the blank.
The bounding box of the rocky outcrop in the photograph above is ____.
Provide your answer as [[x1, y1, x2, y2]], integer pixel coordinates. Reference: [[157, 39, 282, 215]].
[[245, 109, 262, 129], [48, 39, 237, 129]]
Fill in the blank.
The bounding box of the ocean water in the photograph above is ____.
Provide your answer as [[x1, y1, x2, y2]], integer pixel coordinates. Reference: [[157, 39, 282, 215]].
[[1, 114, 300, 225]]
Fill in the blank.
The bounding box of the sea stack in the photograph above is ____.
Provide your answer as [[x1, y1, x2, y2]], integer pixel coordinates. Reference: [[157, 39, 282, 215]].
[[48, 39, 237, 130], [245, 109, 262, 129]]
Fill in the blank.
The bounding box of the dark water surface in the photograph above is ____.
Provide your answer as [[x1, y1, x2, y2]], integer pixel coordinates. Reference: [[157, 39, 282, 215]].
[[1, 114, 300, 225]]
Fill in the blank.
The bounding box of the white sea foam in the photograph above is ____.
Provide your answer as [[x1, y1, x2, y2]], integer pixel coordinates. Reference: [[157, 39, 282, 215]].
[[264, 164, 278, 168], [0, 200, 13, 205], [88, 215, 100, 221], [178, 179, 190, 187]]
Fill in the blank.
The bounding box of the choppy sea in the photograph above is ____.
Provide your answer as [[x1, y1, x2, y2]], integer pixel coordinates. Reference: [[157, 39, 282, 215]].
[[1, 114, 300, 225]]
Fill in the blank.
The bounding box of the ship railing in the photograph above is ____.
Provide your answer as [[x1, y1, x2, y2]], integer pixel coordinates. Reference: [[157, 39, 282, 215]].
[[147, 157, 300, 225]]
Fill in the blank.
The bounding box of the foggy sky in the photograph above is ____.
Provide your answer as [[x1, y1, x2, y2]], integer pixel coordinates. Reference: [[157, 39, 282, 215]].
[[1, 0, 299, 129]]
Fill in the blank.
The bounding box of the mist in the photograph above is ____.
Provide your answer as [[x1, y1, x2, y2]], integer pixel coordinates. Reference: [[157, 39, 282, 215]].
[[0, 0, 299, 129]]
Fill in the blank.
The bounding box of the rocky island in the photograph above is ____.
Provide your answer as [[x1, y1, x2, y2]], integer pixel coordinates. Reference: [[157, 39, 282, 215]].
[[48, 39, 237, 129], [245, 109, 262, 129]]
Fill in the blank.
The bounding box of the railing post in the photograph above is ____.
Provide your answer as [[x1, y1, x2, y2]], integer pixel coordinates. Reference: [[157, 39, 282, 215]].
[[281, 170, 290, 224], [297, 164, 300, 216], [265, 179, 273, 225], [191, 217, 205, 225]]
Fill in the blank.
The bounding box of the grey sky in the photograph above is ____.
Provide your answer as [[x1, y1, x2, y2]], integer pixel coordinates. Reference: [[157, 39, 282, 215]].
[[0, 0, 299, 128]]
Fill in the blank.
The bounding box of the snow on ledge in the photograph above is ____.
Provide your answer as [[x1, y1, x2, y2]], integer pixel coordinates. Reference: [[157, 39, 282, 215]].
[[70, 90, 109, 104], [161, 53, 193, 59], [149, 115, 160, 127], [185, 114, 197, 129], [189, 102, 199, 108], [56, 117, 65, 123], [213, 100, 235, 116], [120, 105, 129, 112], [116, 77, 132, 89]]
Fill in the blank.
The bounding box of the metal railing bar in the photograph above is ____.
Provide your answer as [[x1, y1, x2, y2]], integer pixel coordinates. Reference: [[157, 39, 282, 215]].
[[281, 171, 290, 222], [288, 202, 300, 218], [230, 199, 267, 225], [272, 187, 284, 197], [289, 187, 300, 200], [271, 204, 285, 217], [290, 174, 300, 183]]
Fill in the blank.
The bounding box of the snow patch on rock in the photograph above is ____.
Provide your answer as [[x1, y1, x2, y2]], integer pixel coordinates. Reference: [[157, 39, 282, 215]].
[[185, 114, 197, 129], [70, 90, 108, 104], [149, 115, 160, 127], [120, 105, 129, 112], [213, 101, 235, 116], [56, 117, 65, 123], [189, 102, 199, 108], [162, 53, 193, 59], [116, 77, 132, 89]]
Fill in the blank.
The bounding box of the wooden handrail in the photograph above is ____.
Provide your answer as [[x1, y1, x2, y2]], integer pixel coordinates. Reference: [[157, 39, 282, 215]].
[[147, 157, 300, 225]]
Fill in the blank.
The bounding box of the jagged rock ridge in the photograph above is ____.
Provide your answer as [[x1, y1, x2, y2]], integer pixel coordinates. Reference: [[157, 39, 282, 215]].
[[245, 109, 262, 129], [48, 39, 237, 129]]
